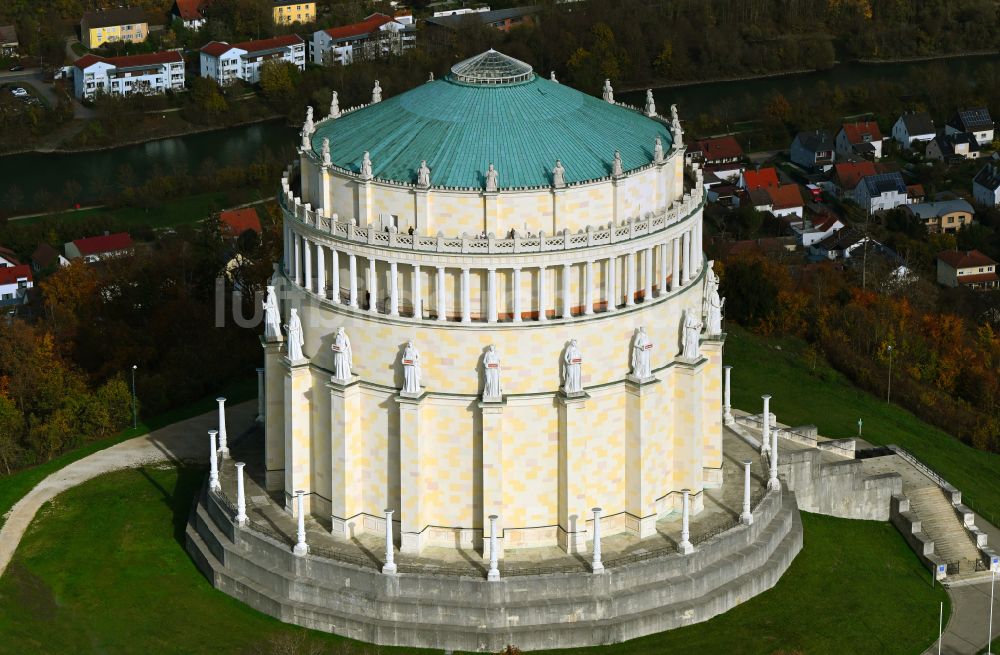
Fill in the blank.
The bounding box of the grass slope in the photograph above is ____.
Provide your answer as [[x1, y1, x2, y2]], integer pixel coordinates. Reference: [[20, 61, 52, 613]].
[[724, 327, 1000, 524], [0, 466, 947, 655]]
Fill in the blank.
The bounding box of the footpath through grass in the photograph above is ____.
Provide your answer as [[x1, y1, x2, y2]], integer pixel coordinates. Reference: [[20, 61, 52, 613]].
[[725, 326, 1000, 525], [0, 375, 255, 530]]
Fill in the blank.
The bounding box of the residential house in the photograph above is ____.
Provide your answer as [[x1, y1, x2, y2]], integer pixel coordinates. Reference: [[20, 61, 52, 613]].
[[707, 183, 738, 207], [64, 232, 134, 263], [765, 184, 805, 218], [201, 35, 305, 85], [907, 184, 926, 203], [424, 6, 541, 34], [853, 171, 909, 214], [273, 0, 316, 25], [832, 160, 877, 197], [835, 121, 883, 160], [0, 265, 32, 308], [937, 249, 998, 289], [80, 8, 148, 50], [689, 136, 743, 164], [904, 199, 975, 234], [973, 163, 1000, 207], [795, 213, 844, 247], [311, 13, 415, 66], [790, 130, 835, 172], [219, 208, 262, 239], [31, 243, 68, 272], [0, 246, 19, 268], [739, 167, 779, 192], [946, 108, 993, 146], [810, 227, 877, 261], [172, 0, 207, 30], [73, 51, 185, 100], [0, 25, 18, 56], [891, 111, 935, 149], [926, 132, 981, 162]]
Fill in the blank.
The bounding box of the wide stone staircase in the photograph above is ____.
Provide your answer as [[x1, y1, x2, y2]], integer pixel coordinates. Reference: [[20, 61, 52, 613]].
[[906, 486, 981, 571]]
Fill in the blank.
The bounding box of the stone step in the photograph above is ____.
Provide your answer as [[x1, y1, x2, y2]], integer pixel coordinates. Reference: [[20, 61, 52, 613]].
[[906, 486, 980, 564]]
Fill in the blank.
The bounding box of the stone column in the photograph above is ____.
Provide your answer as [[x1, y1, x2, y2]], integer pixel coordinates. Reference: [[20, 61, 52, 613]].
[[216, 397, 228, 457], [591, 507, 604, 573], [761, 394, 772, 455], [678, 488, 694, 554], [487, 267, 497, 323], [643, 247, 653, 302], [382, 509, 397, 574], [671, 237, 680, 290], [368, 258, 378, 313], [558, 392, 590, 553], [397, 392, 426, 554], [681, 231, 691, 284], [480, 399, 504, 560], [512, 267, 522, 322], [294, 233, 302, 286], [659, 242, 668, 296], [625, 374, 665, 539], [347, 254, 358, 307], [284, 358, 312, 513], [315, 243, 325, 297], [561, 263, 571, 318], [606, 255, 616, 311], [331, 249, 340, 303], [740, 460, 753, 525], [262, 339, 285, 490], [235, 461, 248, 526], [436, 266, 446, 322], [723, 366, 734, 426], [208, 430, 221, 491], [293, 490, 308, 556], [487, 514, 500, 581], [584, 260, 594, 315], [538, 265, 548, 322], [768, 429, 781, 491], [256, 367, 265, 422], [412, 264, 422, 320], [303, 238, 313, 292], [328, 377, 362, 538], [389, 260, 399, 316], [283, 226, 291, 275], [625, 251, 636, 307], [461, 267, 471, 323]]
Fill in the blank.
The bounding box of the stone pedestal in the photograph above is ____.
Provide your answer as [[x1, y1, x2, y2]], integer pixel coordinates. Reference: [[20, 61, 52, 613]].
[[700, 337, 725, 488], [480, 398, 505, 560], [262, 337, 286, 491], [284, 357, 313, 513], [558, 390, 590, 554], [396, 389, 426, 554], [329, 375, 363, 538], [625, 375, 666, 538], [673, 358, 705, 498]]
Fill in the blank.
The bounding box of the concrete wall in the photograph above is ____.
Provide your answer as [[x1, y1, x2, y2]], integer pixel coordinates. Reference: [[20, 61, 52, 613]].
[[777, 448, 901, 521]]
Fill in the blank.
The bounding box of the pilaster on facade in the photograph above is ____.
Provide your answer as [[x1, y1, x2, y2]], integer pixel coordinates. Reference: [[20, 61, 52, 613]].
[[262, 337, 286, 491], [328, 375, 363, 537], [700, 336, 726, 488], [625, 374, 667, 538], [396, 389, 427, 553], [284, 356, 313, 513], [672, 356, 706, 501], [558, 390, 591, 554], [479, 397, 505, 560]]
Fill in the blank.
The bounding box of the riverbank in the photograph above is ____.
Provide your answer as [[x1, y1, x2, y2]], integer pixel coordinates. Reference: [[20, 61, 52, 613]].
[[620, 67, 818, 93], [855, 49, 1000, 64]]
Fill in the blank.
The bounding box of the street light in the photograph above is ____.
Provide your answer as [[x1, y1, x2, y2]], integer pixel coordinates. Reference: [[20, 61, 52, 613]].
[[886, 345, 893, 404], [989, 568, 995, 655], [131, 364, 138, 429]]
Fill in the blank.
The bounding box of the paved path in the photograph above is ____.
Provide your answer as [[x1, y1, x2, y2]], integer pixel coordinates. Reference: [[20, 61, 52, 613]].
[[0, 400, 255, 578]]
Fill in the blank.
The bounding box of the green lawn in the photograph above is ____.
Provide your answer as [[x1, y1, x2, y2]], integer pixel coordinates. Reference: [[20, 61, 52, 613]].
[[0, 375, 256, 530], [0, 466, 946, 655], [724, 326, 1000, 525]]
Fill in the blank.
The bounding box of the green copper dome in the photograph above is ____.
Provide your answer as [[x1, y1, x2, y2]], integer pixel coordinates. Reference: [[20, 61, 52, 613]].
[[311, 50, 673, 190]]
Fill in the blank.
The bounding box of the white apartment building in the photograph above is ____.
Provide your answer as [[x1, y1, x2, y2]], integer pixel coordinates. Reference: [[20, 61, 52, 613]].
[[73, 51, 185, 100], [200, 34, 305, 85], [311, 13, 414, 66]]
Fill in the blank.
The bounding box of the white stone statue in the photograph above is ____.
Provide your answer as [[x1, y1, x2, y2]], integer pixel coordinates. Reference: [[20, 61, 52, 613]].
[[631, 327, 652, 380], [428, 71, 434, 82], [304, 106, 314, 134], [707, 290, 725, 336], [483, 345, 501, 400], [417, 160, 431, 187], [602, 79, 614, 103], [671, 104, 683, 144], [321, 138, 331, 167], [644, 89, 656, 117], [563, 339, 583, 394], [552, 159, 565, 188], [681, 308, 702, 361], [263, 285, 281, 340], [485, 163, 499, 192], [331, 326, 353, 381], [703, 259, 718, 317], [550, 71, 558, 83], [284, 308, 305, 362], [360, 151, 373, 180], [654, 136, 664, 164], [372, 80, 382, 104], [612, 150, 623, 177], [402, 341, 421, 394], [329, 90, 340, 118]]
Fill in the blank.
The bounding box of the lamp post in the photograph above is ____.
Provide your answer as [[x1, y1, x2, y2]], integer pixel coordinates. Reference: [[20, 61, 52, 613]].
[[886, 345, 893, 404], [989, 569, 995, 655], [131, 365, 138, 429]]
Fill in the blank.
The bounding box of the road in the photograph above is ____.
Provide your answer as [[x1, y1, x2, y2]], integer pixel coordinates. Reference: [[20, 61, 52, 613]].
[[0, 67, 94, 119]]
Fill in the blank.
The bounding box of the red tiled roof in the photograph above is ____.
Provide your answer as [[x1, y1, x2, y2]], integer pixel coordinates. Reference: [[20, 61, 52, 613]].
[[75, 50, 183, 69], [694, 136, 744, 162], [323, 13, 396, 39], [841, 121, 883, 145], [174, 0, 207, 21], [959, 272, 999, 284], [202, 34, 303, 57], [834, 161, 878, 190], [219, 208, 262, 236], [766, 184, 803, 210], [907, 184, 925, 199], [200, 41, 231, 57], [73, 232, 133, 257], [742, 167, 779, 191], [0, 246, 19, 265], [0, 264, 32, 286], [938, 249, 997, 270]]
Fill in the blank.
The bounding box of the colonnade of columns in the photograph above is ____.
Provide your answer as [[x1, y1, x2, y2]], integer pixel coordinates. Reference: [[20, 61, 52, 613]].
[[282, 221, 703, 322]]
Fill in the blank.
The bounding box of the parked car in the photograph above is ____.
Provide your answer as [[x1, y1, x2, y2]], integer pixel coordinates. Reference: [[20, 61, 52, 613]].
[[8, 64, 24, 72], [10, 87, 28, 98]]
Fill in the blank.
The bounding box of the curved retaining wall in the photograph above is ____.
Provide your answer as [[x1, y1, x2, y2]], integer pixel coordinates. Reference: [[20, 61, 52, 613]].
[[186, 485, 802, 652]]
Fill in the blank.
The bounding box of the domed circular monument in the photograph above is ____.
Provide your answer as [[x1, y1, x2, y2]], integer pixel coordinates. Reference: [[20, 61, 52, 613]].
[[188, 51, 803, 652]]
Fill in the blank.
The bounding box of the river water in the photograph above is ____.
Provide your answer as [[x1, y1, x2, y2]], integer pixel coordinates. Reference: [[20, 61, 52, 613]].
[[2, 55, 998, 209]]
